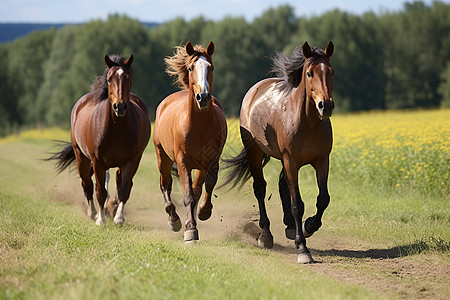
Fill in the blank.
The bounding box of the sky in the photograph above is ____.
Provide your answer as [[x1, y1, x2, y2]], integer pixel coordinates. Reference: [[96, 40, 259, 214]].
[[0, 0, 445, 23]]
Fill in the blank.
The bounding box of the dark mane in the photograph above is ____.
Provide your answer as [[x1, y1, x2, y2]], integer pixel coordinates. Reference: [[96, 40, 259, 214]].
[[270, 46, 325, 94], [90, 55, 131, 102]]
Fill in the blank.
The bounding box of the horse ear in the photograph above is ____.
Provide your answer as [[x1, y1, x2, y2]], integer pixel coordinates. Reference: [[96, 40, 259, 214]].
[[302, 42, 312, 59], [105, 55, 113, 68], [325, 41, 334, 58], [207, 41, 215, 57], [186, 41, 195, 56], [124, 55, 134, 67]]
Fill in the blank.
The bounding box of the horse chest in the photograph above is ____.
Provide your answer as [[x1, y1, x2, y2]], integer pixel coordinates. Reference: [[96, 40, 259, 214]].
[[184, 129, 224, 162], [292, 128, 332, 164], [98, 130, 138, 161]]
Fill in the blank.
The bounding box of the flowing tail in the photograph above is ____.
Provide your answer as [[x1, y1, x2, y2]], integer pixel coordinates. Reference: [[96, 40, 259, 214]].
[[220, 148, 270, 190], [45, 141, 76, 173]]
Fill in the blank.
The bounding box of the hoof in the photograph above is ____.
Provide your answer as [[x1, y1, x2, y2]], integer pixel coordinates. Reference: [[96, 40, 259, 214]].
[[168, 218, 182, 232], [114, 214, 125, 226], [95, 215, 106, 226], [198, 203, 213, 221], [184, 229, 199, 242], [285, 228, 296, 240], [302, 221, 313, 238], [257, 230, 273, 249], [297, 252, 314, 264]]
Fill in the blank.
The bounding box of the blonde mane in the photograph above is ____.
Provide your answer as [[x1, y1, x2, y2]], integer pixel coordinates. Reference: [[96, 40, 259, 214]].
[[164, 44, 209, 90]]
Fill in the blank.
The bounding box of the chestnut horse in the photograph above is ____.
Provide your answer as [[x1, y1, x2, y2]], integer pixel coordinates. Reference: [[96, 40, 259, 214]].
[[153, 41, 227, 243], [48, 55, 151, 225], [222, 42, 334, 263]]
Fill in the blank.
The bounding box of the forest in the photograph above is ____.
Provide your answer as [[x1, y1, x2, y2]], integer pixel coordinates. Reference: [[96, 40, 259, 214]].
[[0, 1, 449, 136]]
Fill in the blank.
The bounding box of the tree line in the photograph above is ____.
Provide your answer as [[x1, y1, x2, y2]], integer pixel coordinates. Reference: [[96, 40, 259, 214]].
[[1, 1, 449, 136]]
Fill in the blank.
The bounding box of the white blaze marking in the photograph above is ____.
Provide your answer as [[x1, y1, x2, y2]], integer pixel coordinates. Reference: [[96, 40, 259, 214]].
[[116, 68, 124, 76], [195, 56, 210, 93]]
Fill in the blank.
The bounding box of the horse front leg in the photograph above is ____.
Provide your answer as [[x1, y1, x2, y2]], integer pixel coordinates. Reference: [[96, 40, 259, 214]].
[[177, 161, 198, 243], [106, 169, 119, 220], [93, 162, 107, 225], [303, 157, 330, 237], [75, 149, 96, 220], [283, 157, 313, 263], [192, 169, 206, 219], [156, 146, 181, 232], [111, 159, 138, 226], [198, 162, 219, 221]]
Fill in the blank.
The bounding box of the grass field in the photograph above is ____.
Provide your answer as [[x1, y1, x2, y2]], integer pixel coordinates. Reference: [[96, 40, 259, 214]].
[[0, 110, 449, 299]]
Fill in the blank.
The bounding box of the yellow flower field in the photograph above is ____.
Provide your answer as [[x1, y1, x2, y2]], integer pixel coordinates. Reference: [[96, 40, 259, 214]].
[[2, 109, 448, 197], [332, 109, 449, 197], [225, 109, 449, 197]]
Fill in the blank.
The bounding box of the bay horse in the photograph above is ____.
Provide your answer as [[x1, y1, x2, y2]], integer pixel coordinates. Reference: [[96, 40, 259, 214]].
[[48, 55, 151, 225], [153, 41, 227, 243], [222, 42, 334, 263]]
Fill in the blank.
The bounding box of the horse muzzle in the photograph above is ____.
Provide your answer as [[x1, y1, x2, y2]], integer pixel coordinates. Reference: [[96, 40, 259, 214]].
[[196, 92, 212, 109], [317, 100, 334, 118], [113, 102, 127, 117]]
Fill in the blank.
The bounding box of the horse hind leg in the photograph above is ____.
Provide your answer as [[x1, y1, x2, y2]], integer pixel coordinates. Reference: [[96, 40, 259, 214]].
[[279, 169, 296, 240], [244, 137, 273, 249]]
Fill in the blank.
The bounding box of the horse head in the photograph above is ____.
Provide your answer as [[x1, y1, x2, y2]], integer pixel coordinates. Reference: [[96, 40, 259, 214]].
[[105, 55, 134, 117], [185, 41, 215, 110], [302, 41, 334, 119]]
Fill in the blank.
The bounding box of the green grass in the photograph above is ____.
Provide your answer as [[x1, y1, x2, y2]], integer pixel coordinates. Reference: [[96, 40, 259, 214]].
[[0, 190, 372, 300], [1, 111, 449, 299], [0, 134, 376, 300]]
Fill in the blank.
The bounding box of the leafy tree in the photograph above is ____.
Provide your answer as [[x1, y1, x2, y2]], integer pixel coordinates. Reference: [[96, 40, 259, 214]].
[[0, 45, 17, 135], [7, 29, 56, 125], [202, 17, 268, 116], [0, 2, 449, 134], [36, 25, 79, 127], [438, 63, 450, 107], [383, 1, 450, 108], [41, 15, 159, 126], [252, 5, 297, 51]]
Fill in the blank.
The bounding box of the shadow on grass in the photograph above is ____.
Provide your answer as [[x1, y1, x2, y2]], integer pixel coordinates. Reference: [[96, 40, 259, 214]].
[[241, 222, 449, 259], [269, 237, 449, 259]]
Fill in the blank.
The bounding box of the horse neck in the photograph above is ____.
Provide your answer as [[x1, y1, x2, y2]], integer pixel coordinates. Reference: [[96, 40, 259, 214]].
[[187, 89, 213, 119]]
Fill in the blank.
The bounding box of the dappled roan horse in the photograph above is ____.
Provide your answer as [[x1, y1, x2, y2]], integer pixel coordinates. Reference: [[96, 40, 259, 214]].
[[222, 42, 334, 263], [153, 41, 227, 243], [47, 55, 151, 225]]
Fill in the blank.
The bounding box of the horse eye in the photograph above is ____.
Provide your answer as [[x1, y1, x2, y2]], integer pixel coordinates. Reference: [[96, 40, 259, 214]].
[[306, 71, 313, 78], [188, 67, 192, 72]]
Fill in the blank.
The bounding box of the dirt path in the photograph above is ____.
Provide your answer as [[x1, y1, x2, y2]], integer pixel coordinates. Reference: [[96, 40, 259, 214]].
[[48, 173, 449, 300]]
